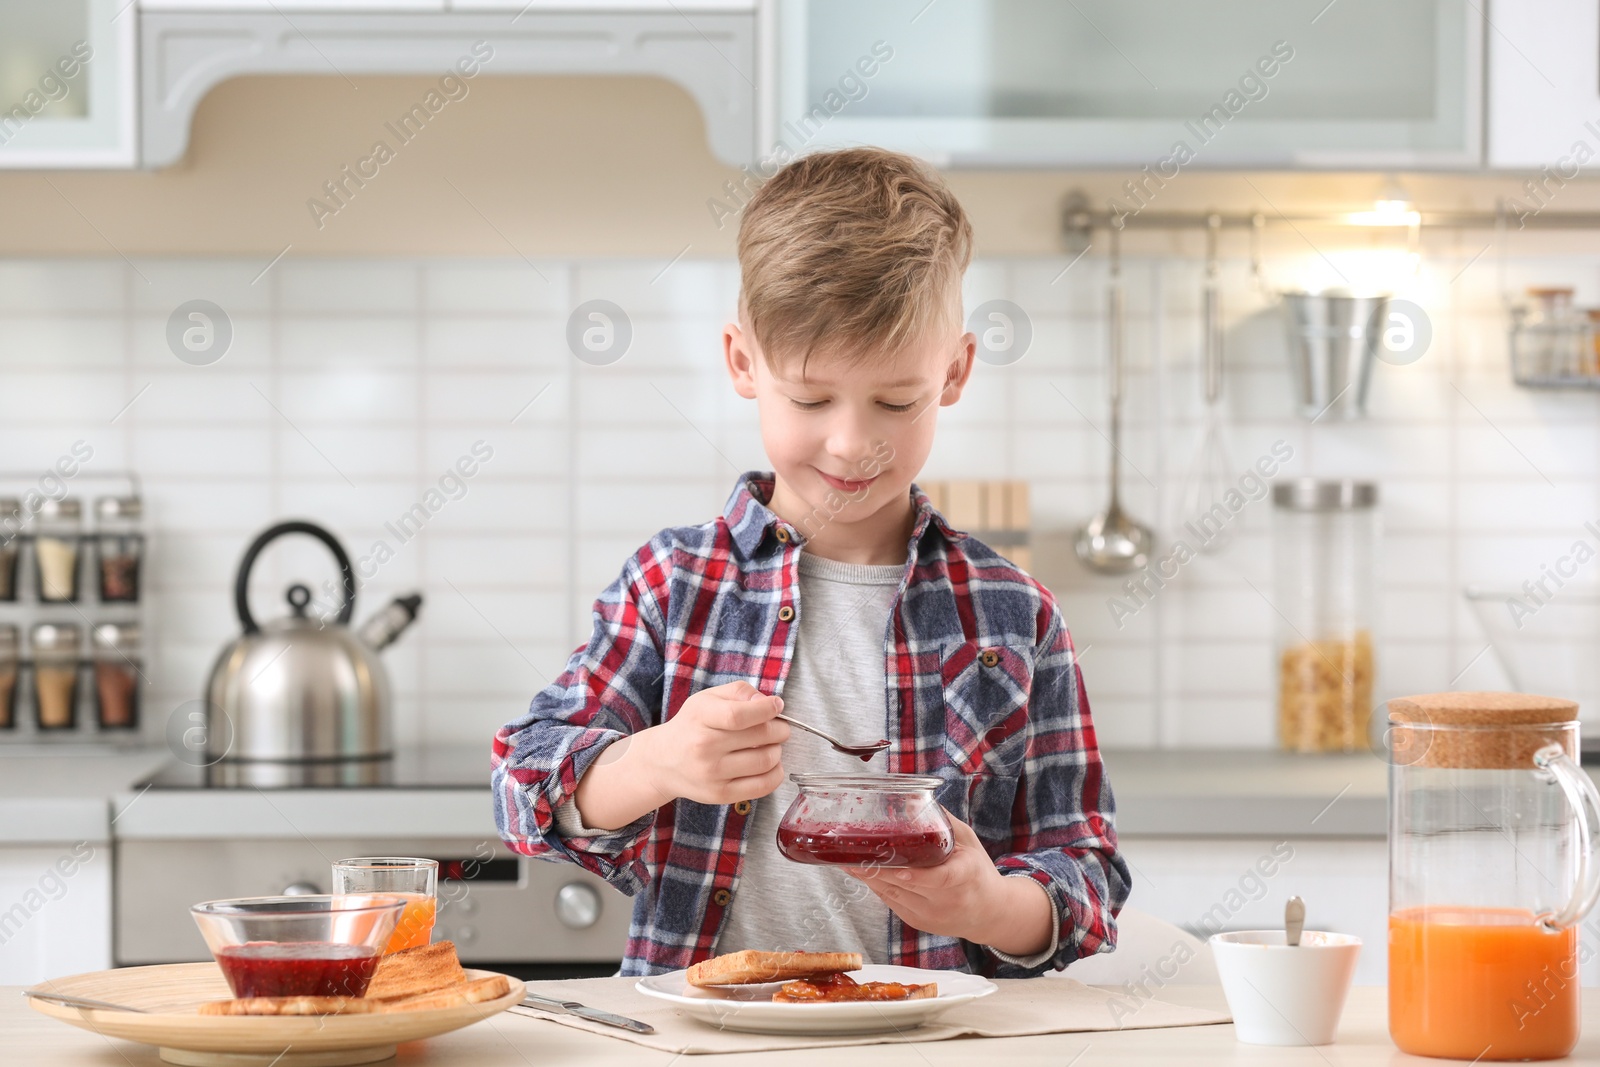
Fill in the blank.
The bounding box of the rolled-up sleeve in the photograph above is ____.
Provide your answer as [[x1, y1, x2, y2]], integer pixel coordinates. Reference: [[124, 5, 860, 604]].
[[985, 602, 1131, 977], [490, 539, 671, 896]]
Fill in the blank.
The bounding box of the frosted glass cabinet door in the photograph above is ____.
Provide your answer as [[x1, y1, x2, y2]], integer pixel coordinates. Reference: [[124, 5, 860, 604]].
[[772, 0, 1482, 168], [0, 0, 136, 167]]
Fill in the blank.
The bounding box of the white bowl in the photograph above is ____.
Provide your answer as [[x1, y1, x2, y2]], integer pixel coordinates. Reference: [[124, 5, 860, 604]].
[[1209, 930, 1361, 1046]]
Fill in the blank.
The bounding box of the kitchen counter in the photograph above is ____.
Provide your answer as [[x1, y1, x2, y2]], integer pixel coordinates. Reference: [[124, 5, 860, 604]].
[[1103, 748, 1389, 837], [7, 745, 1579, 843], [10, 986, 1600, 1065], [0, 747, 171, 845]]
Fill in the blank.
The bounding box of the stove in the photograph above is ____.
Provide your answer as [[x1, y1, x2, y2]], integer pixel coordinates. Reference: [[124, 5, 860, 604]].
[[118, 745, 629, 979], [137, 744, 491, 790]]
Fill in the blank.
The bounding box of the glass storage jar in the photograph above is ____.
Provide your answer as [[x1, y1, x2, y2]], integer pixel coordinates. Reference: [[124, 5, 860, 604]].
[[33, 497, 82, 602], [92, 622, 140, 730], [1273, 479, 1379, 753], [29, 622, 81, 730], [776, 774, 954, 868], [0, 625, 16, 729], [95, 495, 143, 602], [1388, 692, 1600, 1061], [0, 498, 19, 601]]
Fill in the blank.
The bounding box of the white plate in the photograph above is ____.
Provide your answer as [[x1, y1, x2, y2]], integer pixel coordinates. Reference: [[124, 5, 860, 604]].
[[635, 964, 996, 1035]]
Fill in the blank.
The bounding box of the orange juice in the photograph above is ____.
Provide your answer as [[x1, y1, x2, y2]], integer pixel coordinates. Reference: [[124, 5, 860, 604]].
[[383, 893, 437, 954], [1389, 907, 1579, 1060]]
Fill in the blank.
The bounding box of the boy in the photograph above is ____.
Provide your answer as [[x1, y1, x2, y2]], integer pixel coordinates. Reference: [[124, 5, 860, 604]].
[[491, 147, 1128, 977]]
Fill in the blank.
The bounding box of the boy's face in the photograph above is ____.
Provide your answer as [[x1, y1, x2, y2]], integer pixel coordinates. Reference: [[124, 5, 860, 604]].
[[724, 313, 976, 541]]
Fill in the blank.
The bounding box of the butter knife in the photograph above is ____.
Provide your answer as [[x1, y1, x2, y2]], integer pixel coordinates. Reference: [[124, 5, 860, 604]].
[[518, 992, 655, 1034]]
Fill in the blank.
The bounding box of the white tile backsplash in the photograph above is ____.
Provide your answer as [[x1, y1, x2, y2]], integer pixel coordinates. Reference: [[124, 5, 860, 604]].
[[2, 252, 1597, 751]]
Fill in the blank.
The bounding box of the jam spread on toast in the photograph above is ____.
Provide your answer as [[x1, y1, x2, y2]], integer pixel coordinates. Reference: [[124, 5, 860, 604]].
[[771, 971, 932, 1003]]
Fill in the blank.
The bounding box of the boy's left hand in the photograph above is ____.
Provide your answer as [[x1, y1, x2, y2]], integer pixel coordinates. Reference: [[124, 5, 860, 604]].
[[843, 812, 1054, 958]]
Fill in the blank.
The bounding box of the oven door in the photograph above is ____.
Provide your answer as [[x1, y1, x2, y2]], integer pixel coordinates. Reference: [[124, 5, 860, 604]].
[[115, 837, 629, 975]]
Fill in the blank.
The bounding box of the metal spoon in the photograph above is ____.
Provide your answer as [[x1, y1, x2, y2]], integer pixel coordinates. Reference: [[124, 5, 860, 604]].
[[22, 989, 147, 1013], [1076, 226, 1154, 575], [1285, 896, 1306, 947], [776, 714, 888, 762]]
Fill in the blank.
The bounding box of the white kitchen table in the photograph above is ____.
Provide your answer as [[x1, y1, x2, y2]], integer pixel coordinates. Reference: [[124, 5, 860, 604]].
[[10, 986, 1600, 1065]]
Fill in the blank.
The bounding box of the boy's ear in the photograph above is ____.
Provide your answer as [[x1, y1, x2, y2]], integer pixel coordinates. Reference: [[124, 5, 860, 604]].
[[724, 320, 760, 400], [939, 333, 978, 407]]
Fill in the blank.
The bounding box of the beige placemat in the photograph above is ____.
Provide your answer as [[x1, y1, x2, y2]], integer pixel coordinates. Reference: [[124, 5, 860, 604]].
[[506, 975, 1230, 1054]]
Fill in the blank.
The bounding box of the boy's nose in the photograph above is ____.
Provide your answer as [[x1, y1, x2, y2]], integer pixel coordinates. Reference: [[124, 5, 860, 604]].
[[824, 422, 877, 469]]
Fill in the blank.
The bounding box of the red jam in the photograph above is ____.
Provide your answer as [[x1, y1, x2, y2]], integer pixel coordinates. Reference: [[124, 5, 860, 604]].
[[215, 941, 382, 998], [776, 824, 953, 868]]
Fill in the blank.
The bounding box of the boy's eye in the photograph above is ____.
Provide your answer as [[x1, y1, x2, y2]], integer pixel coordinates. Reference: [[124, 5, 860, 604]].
[[790, 398, 828, 410], [880, 401, 917, 413]]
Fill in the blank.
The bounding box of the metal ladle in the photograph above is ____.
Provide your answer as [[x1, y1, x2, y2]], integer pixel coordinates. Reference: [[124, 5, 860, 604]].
[[1076, 226, 1154, 575]]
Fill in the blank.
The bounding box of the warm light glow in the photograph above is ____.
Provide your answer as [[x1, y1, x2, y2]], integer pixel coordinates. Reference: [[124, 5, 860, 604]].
[[1344, 200, 1421, 227], [1291, 249, 1421, 296]]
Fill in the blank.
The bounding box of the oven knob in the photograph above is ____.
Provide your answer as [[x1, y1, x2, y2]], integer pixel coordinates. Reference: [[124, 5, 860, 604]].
[[458, 898, 478, 916], [555, 883, 601, 929], [457, 926, 477, 943], [282, 881, 321, 895]]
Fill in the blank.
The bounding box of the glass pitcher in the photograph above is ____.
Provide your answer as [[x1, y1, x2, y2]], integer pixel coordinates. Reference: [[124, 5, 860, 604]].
[[1388, 692, 1600, 1061]]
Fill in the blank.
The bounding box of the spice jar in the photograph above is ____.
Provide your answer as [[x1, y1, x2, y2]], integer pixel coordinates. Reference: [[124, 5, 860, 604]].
[[92, 623, 140, 730], [1273, 480, 1379, 753], [30, 623, 81, 730], [0, 499, 19, 601], [95, 496, 143, 602], [34, 498, 82, 602], [0, 626, 17, 729], [776, 774, 954, 868]]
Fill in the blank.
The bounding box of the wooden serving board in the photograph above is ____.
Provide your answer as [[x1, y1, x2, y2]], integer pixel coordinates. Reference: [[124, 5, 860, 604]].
[[27, 961, 525, 1066]]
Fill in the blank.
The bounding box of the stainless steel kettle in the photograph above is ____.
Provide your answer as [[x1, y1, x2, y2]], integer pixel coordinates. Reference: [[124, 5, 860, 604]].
[[204, 520, 421, 765]]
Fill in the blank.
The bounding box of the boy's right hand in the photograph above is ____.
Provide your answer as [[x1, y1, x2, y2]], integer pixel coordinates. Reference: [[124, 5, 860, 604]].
[[640, 681, 789, 806]]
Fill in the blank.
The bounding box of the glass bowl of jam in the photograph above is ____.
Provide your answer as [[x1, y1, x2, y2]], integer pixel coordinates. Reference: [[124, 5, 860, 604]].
[[190, 894, 407, 999], [776, 774, 954, 868]]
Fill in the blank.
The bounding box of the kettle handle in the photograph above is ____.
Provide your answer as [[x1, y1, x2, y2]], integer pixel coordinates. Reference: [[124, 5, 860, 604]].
[[234, 521, 356, 634]]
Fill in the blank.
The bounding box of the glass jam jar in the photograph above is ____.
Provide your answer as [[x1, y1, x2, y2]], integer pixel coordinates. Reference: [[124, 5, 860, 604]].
[[776, 774, 953, 868]]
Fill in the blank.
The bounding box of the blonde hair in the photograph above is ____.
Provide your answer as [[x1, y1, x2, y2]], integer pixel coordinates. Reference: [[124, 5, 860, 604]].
[[737, 147, 973, 373]]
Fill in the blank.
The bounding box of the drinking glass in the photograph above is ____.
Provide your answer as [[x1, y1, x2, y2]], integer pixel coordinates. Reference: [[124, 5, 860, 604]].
[[333, 857, 437, 954]]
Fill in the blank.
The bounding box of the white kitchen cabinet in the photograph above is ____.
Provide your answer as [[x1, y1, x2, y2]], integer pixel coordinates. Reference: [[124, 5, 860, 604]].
[[0, 0, 137, 167], [770, 0, 1482, 169], [139, 8, 758, 167], [0, 843, 112, 985], [1486, 0, 1600, 170]]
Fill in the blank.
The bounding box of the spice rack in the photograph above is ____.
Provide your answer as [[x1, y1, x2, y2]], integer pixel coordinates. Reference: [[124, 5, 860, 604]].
[[0, 470, 149, 744], [1508, 287, 1600, 390]]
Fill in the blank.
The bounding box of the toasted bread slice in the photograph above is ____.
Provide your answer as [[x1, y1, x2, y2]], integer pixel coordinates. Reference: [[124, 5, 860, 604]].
[[906, 982, 939, 1000], [363, 941, 468, 1001], [198, 996, 376, 1016], [685, 950, 864, 987], [380, 973, 510, 1013]]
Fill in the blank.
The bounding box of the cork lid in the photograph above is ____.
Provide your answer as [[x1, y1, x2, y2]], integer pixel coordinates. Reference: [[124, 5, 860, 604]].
[[1388, 691, 1579, 768]]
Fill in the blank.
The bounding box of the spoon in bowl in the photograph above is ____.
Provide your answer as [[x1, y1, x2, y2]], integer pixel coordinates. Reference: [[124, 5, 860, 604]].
[[1285, 896, 1306, 947], [776, 714, 889, 762]]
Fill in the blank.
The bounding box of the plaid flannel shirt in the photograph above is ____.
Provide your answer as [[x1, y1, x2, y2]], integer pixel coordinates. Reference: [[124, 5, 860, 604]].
[[491, 472, 1129, 977]]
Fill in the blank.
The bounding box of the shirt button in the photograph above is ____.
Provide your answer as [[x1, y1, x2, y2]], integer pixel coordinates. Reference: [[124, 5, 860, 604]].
[[774, 527, 791, 543], [777, 605, 795, 622], [733, 800, 752, 815], [980, 649, 1001, 668], [713, 889, 732, 907]]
